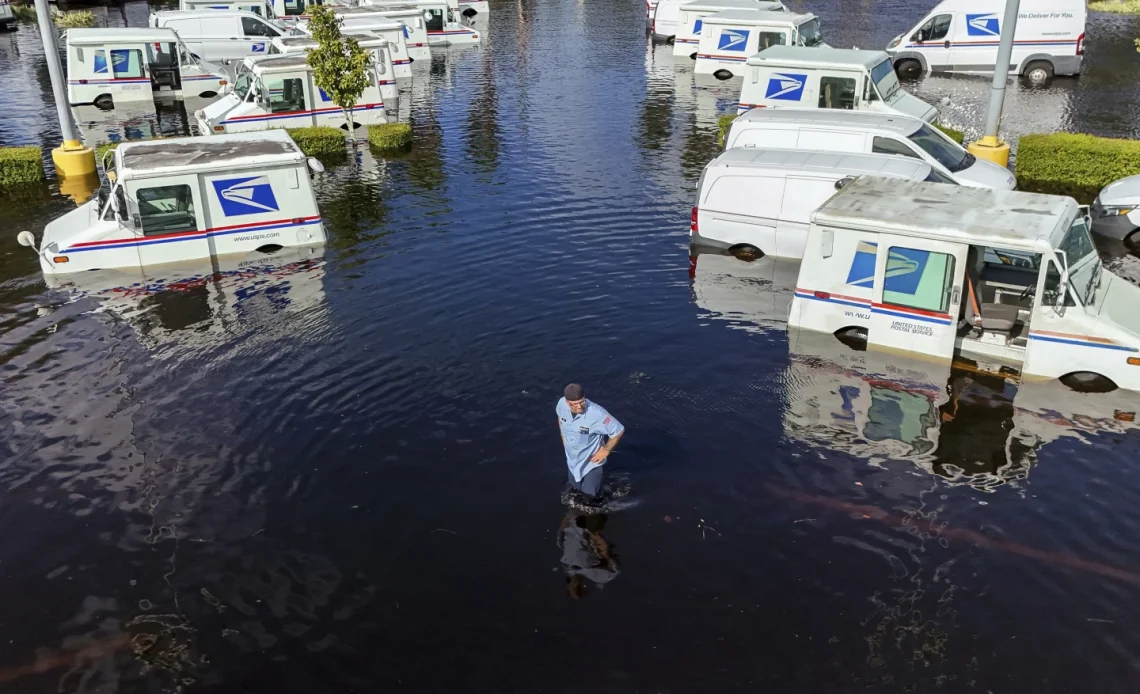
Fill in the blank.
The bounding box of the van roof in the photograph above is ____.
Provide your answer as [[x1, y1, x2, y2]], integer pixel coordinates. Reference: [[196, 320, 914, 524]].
[[813, 177, 1075, 250], [733, 108, 925, 136], [66, 27, 180, 45], [702, 8, 808, 24], [747, 45, 889, 69], [275, 33, 390, 47], [330, 5, 414, 14], [246, 54, 312, 71], [152, 8, 262, 18], [681, 0, 783, 12], [708, 148, 931, 179], [118, 131, 305, 177]]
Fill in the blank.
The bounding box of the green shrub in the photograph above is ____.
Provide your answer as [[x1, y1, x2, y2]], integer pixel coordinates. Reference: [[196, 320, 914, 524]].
[[12, 2, 36, 20], [1089, 0, 1140, 13], [286, 126, 346, 160], [0, 146, 44, 187], [934, 123, 964, 145], [50, 8, 95, 27], [367, 122, 412, 151], [716, 114, 738, 148], [1015, 133, 1140, 203]]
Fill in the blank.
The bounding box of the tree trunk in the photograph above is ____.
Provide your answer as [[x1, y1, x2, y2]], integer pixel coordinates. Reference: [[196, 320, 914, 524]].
[[343, 106, 358, 147]]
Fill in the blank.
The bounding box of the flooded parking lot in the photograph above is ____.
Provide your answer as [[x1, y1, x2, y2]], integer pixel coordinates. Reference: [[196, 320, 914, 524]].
[[3, 0, 1140, 691]]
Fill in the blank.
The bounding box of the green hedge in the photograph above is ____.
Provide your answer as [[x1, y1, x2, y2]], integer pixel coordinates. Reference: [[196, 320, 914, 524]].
[[934, 123, 964, 144], [0, 146, 44, 187], [368, 122, 412, 151], [286, 126, 346, 160], [1016, 133, 1140, 203], [716, 114, 738, 148]]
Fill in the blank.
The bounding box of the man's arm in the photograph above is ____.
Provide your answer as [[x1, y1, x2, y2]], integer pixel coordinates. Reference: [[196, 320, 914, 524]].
[[558, 418, 565, 446], [589, 427, 624, 464]]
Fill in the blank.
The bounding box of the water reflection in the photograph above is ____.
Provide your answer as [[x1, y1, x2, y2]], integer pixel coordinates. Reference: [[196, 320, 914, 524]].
[[558, 511, 620, 599], [46, 244, 329, 358]]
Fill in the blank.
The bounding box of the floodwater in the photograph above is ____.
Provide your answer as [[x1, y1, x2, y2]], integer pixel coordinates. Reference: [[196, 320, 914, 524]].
[[2, 0, 1140, 691]]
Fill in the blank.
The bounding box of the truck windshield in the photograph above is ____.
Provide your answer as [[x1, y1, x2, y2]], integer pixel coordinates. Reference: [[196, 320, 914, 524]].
[[909, 123, 972, 173], [797, 18, 823, 46], [870, 59, 900, 101], [233, 70, 253, 100], [1058, 216, 1102, 308]]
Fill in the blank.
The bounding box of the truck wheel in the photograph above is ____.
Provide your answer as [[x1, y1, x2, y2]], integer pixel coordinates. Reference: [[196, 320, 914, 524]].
[[1126, 229, 1140, 252], [834, 326, 868, 351], [94, 94, 114, 110], [894, 58, 921, 79], [689, 52, 698, 60], [1060, 371, 1116, 393], [665, 35, 675, 45], [713, 69, 734, 80], [198, 90, 217, 98], [728, 244, 762, 260], [1022, 60, 1054, 87]]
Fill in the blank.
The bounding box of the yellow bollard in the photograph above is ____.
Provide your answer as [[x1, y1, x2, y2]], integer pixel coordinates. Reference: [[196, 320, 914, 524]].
[[967, 135, 1010, 168], [51, 139, 97, 179]]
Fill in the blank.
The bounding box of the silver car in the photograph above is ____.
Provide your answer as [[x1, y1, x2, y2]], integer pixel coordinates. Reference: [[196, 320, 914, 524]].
[[1090, 174, 1140, 245]]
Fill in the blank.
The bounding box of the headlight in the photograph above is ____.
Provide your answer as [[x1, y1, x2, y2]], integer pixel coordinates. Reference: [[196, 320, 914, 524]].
[[887, 37, 900, 49], [1100, 206, 1135, 217]]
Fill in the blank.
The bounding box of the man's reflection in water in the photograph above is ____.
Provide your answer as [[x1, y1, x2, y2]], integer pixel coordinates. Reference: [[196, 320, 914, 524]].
[[557, 512, 620, 599]]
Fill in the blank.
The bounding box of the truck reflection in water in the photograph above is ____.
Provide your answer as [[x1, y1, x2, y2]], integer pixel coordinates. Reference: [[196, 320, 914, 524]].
[[46, 244, 329, 358], [691, 250, 1140, 491]]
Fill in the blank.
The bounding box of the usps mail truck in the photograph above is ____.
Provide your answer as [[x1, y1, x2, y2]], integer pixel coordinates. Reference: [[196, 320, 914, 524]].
[[270, 34, 399, 109], [15, 131, 327, 275], [1, 0, 15, 30], [737, 46, 939, 122], [695, 10, 823, 78], [152, 10, 287, 62], [299, 7, 431, 61], [672, 0, 785, 58], [886, 0, 1085, 85], [789, 177, 1140, 393], [654, 0, 783, 45]]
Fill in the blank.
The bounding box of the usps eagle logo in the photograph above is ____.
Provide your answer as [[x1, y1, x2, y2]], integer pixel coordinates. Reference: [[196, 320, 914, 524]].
[[718, 28, 749, 51], [213, 176, 279, 217], [764, 72, 806, 100], [966, 13, 1000, 36]]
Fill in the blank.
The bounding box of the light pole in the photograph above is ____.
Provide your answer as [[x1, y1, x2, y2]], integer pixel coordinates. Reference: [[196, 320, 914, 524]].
[[33, 0, 96, 179], [966, 0, 1021, 168]]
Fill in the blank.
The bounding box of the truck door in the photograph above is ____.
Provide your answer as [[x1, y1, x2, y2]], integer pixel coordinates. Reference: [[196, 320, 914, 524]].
[[908, 12, 953, 71], [130, 175, 211, 267], [816, 70, 858, 111], [241, 15, 280, 55], [104, 46, 152, 102], [146, 41, 182, 93], [262, 72, 312, 125], [867, 235, 966, 360]]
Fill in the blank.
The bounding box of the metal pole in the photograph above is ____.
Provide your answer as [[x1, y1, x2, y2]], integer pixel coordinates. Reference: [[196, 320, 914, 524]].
[[33, 0, 79, 144], [981, 0, 1021, 139]]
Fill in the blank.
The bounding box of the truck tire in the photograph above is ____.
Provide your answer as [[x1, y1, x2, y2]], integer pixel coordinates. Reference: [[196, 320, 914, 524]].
[[729, 244, 762, 260], [894, 58, 921, 79], [1060, 371, 1116, 393], [94, 94, 114, 110], [1022, 60, 1054, 87], [713, 69, 734, 80]]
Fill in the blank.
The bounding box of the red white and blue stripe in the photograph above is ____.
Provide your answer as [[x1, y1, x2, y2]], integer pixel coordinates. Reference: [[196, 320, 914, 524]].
[[794, 288, 953, 326], [1028, 330, 1138, 352], [63, 216, 322, 253], [222, 102, 384, 125]]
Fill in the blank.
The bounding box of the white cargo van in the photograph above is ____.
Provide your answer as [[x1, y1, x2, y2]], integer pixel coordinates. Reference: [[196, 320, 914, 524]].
[[691, 149, 955, 258], [737, 46, 939, 122], [654, 0, 782, 43], [196, 54, 388, 134], [360, 0, 480, 45], [886, 0, 1085, 85], [151, 10, 287, 62], [65, 28, 228, 110], [296, 6, 438, 57], [270, 34, 399, 108], [694, 10, 823, 78], [15, 131, 327, 275], [724, 110, 1015, 189], [275, 24, 412, 77], [180, 0, 325, 21], [671, 0, 785, 58], [790, 176, 1140, 392]]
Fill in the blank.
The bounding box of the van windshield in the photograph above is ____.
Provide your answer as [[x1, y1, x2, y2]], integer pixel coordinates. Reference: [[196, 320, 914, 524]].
[[870, 59, 900, 101], [909, 123, 973, 172], [797, 18, 823, 46]]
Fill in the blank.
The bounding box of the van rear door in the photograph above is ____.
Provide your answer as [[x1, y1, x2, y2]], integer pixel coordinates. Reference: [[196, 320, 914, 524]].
[[866, 235, 966, 359]]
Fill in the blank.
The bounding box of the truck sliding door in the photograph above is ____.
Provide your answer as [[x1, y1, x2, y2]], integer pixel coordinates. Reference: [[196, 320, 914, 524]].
[[866, 235, 966, 360]]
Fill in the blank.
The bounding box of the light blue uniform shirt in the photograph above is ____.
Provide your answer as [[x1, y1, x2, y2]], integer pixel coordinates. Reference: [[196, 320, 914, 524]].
[[556, 398, 625, 482]]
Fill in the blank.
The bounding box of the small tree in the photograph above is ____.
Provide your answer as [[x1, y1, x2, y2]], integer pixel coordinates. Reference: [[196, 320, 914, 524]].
[[305, 5, 372, 143]]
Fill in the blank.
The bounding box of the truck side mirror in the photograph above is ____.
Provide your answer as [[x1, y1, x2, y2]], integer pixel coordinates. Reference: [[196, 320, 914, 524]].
[[131, 213, 142, 230], [820, 229, 833, 258]]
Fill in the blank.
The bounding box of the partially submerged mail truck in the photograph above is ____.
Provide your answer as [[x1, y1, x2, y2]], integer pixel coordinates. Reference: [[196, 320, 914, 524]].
[[694, 10, 823, 78], [671, 0, 785, 58], [737, 46, 939, 122], [16, 131, 326, 275], [886, 0, 1085, 85], [789, 177, 1140, 392]]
